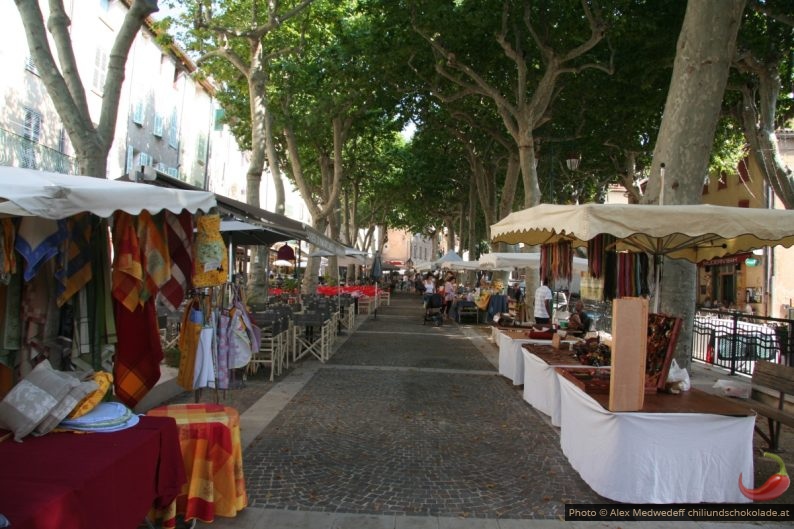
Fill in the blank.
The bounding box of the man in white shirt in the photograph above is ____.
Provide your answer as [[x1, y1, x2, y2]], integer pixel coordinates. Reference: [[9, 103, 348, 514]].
[[534, 276, 553, 324]]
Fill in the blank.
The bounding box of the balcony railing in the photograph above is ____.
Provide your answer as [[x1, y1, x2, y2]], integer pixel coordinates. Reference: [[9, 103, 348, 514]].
[[0, 128, 78, 174], [692, 309, 793, 376]]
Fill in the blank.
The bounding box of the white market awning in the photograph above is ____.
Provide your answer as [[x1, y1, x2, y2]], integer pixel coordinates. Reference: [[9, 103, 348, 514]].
[[0, 168, 216, 219]]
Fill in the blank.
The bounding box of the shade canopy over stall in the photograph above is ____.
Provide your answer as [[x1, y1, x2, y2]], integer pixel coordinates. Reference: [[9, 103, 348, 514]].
[[0, 168, 216, 218], [479, 252, 588, 273], [491, 203, 794, 263], [491, 203, 794, 311]]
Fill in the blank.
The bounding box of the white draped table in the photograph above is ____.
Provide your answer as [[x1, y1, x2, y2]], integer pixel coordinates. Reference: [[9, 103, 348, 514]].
[[556, 373, 756, 503], [496, 330, 551, 385]]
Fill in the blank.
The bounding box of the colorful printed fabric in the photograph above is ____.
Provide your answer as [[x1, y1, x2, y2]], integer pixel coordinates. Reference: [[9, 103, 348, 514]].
[[137, 211, 171, 303], [146, 403, 248, 523], [159, 211, 193, 312], [177, 298, 203, 391], [111, 212, 143, 312], [113, 298, 163, 408], [55, 212, 94, 307], [0, 218, 17, 280], [192, 214, 227, 287], [15, 216, 67, 282]]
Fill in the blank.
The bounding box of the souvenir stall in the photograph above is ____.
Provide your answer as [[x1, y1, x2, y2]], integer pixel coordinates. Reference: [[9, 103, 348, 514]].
[[491, 202, 794, 503], [0, 168, 221, 528]]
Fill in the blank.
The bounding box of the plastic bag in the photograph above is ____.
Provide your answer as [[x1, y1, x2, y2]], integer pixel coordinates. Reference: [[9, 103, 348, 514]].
[[666, 359, 691, 392], [712, 379, 752, 399]]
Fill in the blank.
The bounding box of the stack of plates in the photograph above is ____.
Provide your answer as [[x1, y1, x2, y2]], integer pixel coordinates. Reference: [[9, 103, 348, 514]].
[[59, 402, 139, 432]]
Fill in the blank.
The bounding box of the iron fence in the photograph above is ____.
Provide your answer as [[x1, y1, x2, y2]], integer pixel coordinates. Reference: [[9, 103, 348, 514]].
[[691, 309, 793, 375]]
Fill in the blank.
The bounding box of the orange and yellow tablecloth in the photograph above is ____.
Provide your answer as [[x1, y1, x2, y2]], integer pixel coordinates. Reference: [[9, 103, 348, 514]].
[[147, 403, 247, 524]]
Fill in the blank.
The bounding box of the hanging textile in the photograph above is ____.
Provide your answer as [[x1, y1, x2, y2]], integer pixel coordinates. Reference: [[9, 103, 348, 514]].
[[193, 326, 216, 389], [587, 234, 615, 279], [15, 216, 67, 282], [113, 298, 163, 408], [159, 211, 193, 312], [540, 241, 573, 284], [55, 213, 94, 307], [87, 222, 117, 371], [111, 212, 143, 312], [603, 251, 618, 301], [137, 211, 171, 304], [0, 218, 17, 283], [193, 213, 227, 288], [177, 296, 204, 391], [217, 311, 231, 390]]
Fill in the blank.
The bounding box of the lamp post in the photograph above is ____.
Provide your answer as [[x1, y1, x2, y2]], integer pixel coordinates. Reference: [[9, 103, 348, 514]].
[[565, 154, 581, 172]]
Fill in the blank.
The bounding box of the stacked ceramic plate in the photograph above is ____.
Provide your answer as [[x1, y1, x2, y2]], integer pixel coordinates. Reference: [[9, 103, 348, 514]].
[[59, 401, 139, 432]]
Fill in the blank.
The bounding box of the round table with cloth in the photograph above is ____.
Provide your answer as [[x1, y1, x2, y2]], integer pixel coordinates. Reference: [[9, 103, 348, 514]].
[[147, 403, 247, 523]]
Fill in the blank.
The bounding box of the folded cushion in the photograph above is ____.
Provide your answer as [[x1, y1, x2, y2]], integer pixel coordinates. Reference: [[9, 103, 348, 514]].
[[34, 378, 98, 436], [0, 360, 77, 442]]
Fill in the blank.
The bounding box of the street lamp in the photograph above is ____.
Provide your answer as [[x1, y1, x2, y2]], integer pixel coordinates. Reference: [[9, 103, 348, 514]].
[[566, 154, 581, 172]]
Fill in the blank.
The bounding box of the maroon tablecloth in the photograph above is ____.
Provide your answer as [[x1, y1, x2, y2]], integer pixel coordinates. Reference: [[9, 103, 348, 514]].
[[0, 415, 185, 529]]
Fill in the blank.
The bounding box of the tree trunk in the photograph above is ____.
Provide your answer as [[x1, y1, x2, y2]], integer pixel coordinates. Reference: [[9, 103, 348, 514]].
[[648, 0, 746, 368], [264, 104, 287, 214], [518, 140, 542, 209]]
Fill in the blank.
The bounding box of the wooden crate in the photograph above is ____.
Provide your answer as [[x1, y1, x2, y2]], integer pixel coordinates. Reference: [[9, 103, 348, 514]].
[[608, 297, 648, 411]]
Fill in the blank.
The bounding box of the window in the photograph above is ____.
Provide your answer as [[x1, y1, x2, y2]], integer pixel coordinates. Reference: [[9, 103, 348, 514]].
[[213, 108, 225, 131], [138, 152, 149, 167], [153, 113, 164, 137], [737, 158, 750, 183], [167, 107, 178, 148], [21, 107, 42, 169], [166, 167, 178, 178], [132, 101, 144, 125], [196, 134, 207, 162], [125, 145, 134, 174], [717, 171, 728, 190], [92, 48, 108, 94], [24, 56, 39, 75], [99, 0, 110, 11], [738, 199, 750, 208]]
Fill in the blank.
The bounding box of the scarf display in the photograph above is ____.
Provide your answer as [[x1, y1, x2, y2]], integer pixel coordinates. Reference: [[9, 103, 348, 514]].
[[55, 213, 94, 307], [111, 212, 144, 312], [159, 211, 193, 312], [15, 217, 67, 282], [540, 241, 573, 285], [113, 297, 163, 408], [587, 234, 616, 279], [137, 211, 171, 304]]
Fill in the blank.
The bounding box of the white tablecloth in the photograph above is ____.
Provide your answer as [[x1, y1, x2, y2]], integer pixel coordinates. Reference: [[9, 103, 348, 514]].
[[556, 373, 756, 503], [497, 331, 550, 385], [522, 349, 608, 426]]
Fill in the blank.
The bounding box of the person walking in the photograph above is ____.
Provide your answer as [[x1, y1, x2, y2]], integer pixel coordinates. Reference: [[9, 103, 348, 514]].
[[533, 276, 553, 324]]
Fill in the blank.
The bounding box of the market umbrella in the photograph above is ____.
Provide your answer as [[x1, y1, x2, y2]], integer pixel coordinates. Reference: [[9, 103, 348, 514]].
[[434, 250, 463, 267], [491, 203, 794, 311], [370, 253, 383, 281]]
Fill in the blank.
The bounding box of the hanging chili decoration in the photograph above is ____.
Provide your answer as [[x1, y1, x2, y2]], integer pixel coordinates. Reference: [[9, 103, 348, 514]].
[[738, 452, 790, 501]]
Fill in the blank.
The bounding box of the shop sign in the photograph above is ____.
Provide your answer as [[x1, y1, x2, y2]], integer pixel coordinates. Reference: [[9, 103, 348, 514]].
[[700, 253, 752, 267]]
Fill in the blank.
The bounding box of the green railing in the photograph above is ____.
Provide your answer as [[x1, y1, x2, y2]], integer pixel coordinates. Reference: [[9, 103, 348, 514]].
[[0, 128, 78, 174]]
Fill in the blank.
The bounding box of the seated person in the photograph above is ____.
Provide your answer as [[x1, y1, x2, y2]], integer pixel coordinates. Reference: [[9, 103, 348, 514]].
[[567, 301, 592, 333]]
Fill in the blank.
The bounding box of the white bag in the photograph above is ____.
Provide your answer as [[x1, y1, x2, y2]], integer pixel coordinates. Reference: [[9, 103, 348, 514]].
[[712, 379, 752, 399], [666, 359, 691, 392]]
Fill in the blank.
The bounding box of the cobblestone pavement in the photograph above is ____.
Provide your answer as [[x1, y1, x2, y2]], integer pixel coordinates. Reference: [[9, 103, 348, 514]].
[[238, 294, 608, 520]]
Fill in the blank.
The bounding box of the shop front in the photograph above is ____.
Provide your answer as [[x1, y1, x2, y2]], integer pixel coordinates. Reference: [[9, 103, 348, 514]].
[[698, 252, 765, 315]]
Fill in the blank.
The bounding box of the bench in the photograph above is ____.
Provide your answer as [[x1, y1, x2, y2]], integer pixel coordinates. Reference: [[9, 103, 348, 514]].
[[729, 361, 794, 451]]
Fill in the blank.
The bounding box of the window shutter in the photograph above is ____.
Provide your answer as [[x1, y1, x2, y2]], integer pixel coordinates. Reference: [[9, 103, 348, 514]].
[[92, 48, 108, 94], [213, 108, 225, 131], [23, 107, 42, 142], [126, 145, 134, 173], [25, 56, 39, 75], [168, 107, 178, 148], [153, 114, 164, 137], [132, 101, 144, 125], [138, 152, 149, 167], [166, 167, 179, 178], [196, 134, 207, 161]]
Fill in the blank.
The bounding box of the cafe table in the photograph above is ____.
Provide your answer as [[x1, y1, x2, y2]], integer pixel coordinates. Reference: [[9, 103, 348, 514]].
[[147, 403, 247, 523]]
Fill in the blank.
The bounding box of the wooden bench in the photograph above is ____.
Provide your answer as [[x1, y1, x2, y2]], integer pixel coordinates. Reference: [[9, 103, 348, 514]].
[[730, 361, 794, 451]]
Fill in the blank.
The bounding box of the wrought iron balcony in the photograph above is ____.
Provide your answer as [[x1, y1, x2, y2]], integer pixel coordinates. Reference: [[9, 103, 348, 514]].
[[0, 128, 78, 174]]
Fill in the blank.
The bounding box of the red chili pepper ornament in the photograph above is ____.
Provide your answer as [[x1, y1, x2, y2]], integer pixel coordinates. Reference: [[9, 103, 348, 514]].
[[739, 452, 790, 502]]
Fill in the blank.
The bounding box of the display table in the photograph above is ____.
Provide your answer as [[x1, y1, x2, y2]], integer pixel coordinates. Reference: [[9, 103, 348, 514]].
[[521, 346, 606, 426], [556, 373, 756, 503], [0, 415, 185, 529], [147, 403, 247, 523], [497, 329, 552, 385]]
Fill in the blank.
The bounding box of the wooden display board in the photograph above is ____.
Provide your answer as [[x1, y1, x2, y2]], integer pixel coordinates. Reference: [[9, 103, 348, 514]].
[[608, 297, 649, 411]]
